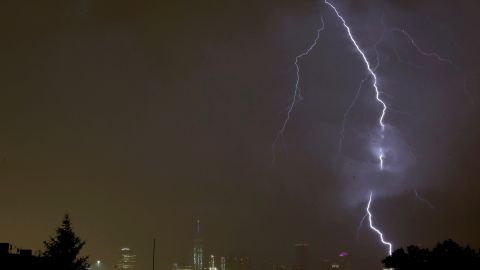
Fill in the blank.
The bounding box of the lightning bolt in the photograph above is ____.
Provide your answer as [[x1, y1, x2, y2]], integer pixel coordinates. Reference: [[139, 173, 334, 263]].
[[272, 18, 326, 163], [324, 0, 388, 171], [338, 32, 383, 157], [324, 0, 393, 255], [267, 0, 464, 264], [367, 191, 393, 255], [337, 76, 368, 157], [324, 1, 387, 130], [389, 27, 474, 105], [390, 28, 459, 70], [414, 189, 436, 210], [356, 213, 368, 240]]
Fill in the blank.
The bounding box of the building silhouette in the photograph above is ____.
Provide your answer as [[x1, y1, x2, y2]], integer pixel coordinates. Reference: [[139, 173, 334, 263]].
[[0, 243, 48, 270], [220, 256, 226, 270]]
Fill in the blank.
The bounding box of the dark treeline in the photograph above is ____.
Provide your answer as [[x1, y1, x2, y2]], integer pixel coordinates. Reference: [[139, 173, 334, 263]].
[[383, 239, 480, 269], [0, 214, 89, 270]]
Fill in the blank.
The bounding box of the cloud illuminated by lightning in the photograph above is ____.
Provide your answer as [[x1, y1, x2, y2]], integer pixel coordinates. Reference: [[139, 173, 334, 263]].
[[272, 18, 325, 163], [367, 191, 393, 255], [379, 148, 384, 170]]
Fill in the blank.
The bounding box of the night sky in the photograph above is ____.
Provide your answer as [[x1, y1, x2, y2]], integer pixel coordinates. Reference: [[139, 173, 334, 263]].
[[1, 0, 479, 269]]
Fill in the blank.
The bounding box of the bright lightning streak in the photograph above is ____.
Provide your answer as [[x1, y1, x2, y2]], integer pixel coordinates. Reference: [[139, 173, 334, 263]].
[[338, 33, 383, 157], [367, 191, 393, 255], [324, 1, 387, 131], [272, 18, 325, 163], [324, 1, 392, 255], [324, 1, 388, 171]]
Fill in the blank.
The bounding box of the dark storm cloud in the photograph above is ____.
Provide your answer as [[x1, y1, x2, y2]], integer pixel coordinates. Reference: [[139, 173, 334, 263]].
[[0, 1, 479, 270]]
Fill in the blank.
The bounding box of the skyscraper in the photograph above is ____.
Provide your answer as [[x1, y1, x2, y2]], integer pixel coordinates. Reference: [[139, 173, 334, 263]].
[[117, 248, 136, 270], [193, 220, 203, 270], [209, 255, 217, 270], [220, 256, 226, 270]]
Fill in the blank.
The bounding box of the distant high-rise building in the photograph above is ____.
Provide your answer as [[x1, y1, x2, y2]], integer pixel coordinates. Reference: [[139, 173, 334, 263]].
[[292, 243, 309, 270], [117, 248, 136, 270], [220, 257, 226, 270], [193, 220, 204, 270], [209, 255, 217, 270]]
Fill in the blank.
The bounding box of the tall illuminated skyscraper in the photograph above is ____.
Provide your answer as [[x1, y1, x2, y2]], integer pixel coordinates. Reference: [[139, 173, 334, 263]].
[[117, 247, 136, 270], [193, 220, 203, 270]]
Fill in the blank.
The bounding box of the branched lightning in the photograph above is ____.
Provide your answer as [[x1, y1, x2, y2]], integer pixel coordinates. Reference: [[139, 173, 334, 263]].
[[324, 1, 387, 131], [324, 1, 393, 255], [338, 32, 384, 157], [338, 76, 368, 157], [390, 28, 459, 70], [324, 0, 388, 172], [266, 0, 471, 264], [356, 213, 368, 240], [270, 0, 458, 259], [390, 27, 474, 105], [392, 47, 423, 69], [272, 18, 326, 163], [414, 189, 436, 210], [367, 191, 393, 255]]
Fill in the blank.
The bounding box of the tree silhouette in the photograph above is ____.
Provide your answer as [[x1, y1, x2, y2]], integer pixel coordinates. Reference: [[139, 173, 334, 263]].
[[382, 239, 480, 269], [43, 214, 89, 270]]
